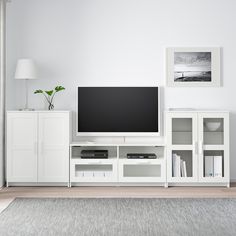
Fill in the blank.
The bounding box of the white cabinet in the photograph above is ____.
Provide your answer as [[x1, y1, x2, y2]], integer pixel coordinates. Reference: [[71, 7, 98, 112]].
[[7, 111, 71, 186], [70, 144, 166, 186], [166, 111, 229, 186]]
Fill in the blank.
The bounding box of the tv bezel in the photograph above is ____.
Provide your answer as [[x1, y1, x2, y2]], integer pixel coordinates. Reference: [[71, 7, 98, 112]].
[[76, 86, 161, 137]]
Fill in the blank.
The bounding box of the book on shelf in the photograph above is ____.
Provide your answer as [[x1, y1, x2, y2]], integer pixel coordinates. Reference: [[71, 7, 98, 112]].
[[180, 160, 187, 177], [204, 156, 214, 177], [214, 156, 223, 177], [204, 155, 223, 177], [172, 153, 181, 177], [182, 161, 187, 177], [180, 160, 184, 177], [172, 154, 187, 177]]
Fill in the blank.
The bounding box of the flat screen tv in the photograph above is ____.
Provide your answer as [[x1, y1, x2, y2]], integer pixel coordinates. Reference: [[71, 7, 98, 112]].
[[77, 87, 160, 136]]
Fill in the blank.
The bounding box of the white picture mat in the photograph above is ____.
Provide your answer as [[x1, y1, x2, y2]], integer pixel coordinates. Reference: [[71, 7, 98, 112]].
[[166, 47, 221, 87]]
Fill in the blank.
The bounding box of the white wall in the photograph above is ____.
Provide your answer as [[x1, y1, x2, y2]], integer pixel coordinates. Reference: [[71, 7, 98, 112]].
[[6, 0, 236, 179]]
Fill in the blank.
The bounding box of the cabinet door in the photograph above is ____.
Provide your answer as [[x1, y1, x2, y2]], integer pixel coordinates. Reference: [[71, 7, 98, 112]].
[[198, 112, 229, 183], [38, 112, 70, 182], [166, 112, 198, 182], [7, 113, 38, 182]]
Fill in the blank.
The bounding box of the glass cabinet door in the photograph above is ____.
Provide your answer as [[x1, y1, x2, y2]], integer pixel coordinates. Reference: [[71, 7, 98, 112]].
[[198, 113, 229, 182], [167, 112, 198, 182]]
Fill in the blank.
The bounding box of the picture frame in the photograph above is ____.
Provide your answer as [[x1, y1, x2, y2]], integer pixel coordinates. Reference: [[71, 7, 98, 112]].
[[166, 47, 221, 87]]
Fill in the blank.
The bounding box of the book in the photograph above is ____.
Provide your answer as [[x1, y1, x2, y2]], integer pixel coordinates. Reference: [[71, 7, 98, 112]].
[[183, 161, 187, 177], [214, 156, 223, 177], [176, 155, 181, 177], [172, 154, 176, 177], [172, 153, 181, 177], [180, 159, 184, 177], [205, 156, 214, 177], [180, 159, 187, 177]]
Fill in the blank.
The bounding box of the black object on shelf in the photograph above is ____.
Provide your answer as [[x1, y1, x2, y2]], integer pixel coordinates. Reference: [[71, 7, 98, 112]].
[[81, 150, 108, 159], [127, 153, 157, 159]]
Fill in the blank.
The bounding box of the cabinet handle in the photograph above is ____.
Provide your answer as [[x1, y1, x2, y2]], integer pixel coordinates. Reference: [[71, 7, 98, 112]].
[[199, 141, 203, 155], [34, 142, 38, 155], [40, 141, 44, 155], [193, 141, 198, 155]]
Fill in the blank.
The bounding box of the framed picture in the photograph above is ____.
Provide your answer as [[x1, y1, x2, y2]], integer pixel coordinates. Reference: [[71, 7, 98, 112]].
[[166, 47, 221, 87]]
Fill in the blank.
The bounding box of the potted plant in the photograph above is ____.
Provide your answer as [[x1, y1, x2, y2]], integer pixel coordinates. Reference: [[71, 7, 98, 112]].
[[34, 86, 65, 110]]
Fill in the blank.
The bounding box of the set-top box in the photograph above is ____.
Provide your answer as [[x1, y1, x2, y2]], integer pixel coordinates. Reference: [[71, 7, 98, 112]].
[[127, 153, 157, 159], [81, 150, 108, 159]]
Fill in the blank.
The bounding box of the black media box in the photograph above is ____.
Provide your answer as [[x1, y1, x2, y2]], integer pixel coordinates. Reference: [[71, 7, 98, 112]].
[[127, 153, 157, 159], [81, 150, 108, 159]]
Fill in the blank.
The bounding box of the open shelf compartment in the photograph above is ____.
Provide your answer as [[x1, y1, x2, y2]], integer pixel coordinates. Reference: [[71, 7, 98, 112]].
[[172, 150, 193, 178], [71, 146, 117, 160], [203, 150, 224, 178], [119, 146, 164, 159]]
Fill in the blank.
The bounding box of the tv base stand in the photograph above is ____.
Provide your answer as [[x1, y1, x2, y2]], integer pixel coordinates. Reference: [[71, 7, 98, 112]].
[[70, 142, 167, 187]]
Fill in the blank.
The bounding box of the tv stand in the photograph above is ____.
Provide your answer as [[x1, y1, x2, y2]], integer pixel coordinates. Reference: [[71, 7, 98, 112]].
[[70, 142, 167, 187], [6, 110, 229, 188]]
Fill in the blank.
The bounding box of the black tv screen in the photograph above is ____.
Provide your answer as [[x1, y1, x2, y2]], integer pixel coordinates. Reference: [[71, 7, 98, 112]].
[[77, 87, 159, 133]]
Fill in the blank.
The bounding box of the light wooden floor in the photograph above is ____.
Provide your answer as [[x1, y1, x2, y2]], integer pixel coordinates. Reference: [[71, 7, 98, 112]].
[[1, 185, 236, 213]]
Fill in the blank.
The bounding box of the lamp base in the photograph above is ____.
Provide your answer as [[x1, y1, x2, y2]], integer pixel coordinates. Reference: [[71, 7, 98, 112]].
[[18, 108, 35, 111]]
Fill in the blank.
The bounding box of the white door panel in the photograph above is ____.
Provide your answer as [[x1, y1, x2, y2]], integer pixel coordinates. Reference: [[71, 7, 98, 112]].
[[7, 113, 38, 182], [38, 113, 69, 182]]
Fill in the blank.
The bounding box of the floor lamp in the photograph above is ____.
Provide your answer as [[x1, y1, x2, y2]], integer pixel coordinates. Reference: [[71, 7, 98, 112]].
[[15, 59, 37, 111]]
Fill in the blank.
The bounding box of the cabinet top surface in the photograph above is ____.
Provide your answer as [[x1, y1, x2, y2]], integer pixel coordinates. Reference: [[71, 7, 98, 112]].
[[165, 109, 229, 113], [70, 142, 166, 147], [7, 110, 71, 113]]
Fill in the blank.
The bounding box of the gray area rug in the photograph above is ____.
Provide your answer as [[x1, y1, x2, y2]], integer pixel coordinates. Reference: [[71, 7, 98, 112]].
[[0, 198, 236, 236]]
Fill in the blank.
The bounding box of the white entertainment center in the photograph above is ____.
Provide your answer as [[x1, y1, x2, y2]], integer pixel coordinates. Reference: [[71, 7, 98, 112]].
[[70, 143, 166, 187], [6, 110, 230, 188]]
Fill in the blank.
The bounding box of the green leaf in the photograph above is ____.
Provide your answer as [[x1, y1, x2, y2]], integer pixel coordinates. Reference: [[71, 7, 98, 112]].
[[45, 90, 54, 96], [34, 89, 43, 94], [55, 86, 65, 92]]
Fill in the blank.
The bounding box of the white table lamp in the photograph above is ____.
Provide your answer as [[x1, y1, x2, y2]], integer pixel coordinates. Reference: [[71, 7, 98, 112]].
[[15, 59, 37, 110]]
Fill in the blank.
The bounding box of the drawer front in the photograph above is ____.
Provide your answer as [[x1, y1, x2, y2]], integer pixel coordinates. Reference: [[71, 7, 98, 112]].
[[70, 160, 118, 182], [118, 159, 165, 183]]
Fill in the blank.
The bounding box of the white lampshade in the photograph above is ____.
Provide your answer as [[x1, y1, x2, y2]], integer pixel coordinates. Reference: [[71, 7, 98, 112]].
[[15, 59, 37, 79]]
